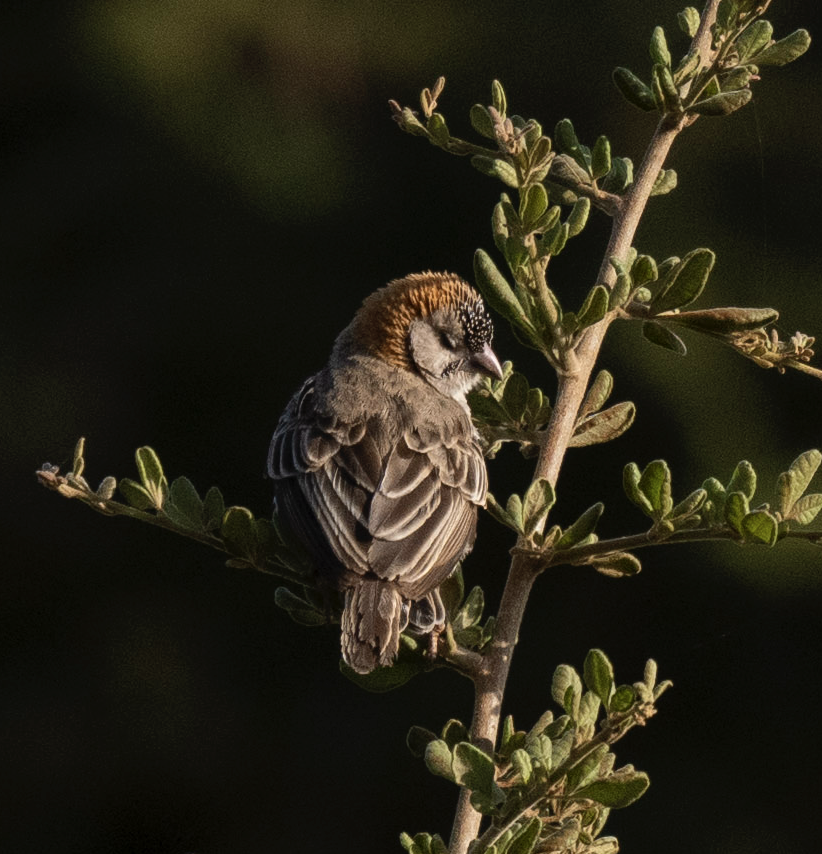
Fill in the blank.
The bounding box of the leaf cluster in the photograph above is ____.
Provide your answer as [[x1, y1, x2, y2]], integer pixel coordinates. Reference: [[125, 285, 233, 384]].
[[613, 3, 809, 120], [36, 439, 312, 586], [623, 452, 822, 547], [404, 651, 669, 854]]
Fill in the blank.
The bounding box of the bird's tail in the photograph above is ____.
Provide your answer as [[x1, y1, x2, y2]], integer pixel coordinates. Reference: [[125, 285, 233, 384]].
[[341, 580, 407, 674]]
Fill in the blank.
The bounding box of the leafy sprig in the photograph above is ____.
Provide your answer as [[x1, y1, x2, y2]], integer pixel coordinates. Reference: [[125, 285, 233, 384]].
[[403, 651, 670, 854]]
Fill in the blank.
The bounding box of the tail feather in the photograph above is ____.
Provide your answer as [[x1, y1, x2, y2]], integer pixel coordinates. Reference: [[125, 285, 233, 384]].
[[341, 580, 405, 674]]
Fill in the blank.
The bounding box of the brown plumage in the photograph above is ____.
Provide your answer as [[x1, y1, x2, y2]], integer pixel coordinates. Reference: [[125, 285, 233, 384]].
[[267, 272, 502, 673]]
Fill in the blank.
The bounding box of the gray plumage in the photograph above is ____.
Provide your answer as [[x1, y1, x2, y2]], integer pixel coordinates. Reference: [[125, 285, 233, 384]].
[[267, 272, 502, 673]]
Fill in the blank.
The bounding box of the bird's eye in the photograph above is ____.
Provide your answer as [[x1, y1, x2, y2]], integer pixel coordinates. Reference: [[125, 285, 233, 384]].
[[439, 330, 458, 350]]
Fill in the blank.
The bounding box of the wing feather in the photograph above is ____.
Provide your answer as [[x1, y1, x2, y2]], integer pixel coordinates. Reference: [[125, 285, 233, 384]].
[[269, 374, 486, 599]]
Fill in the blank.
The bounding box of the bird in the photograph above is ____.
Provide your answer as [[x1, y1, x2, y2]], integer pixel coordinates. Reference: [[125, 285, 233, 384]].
[[267, 271, 503, 674]]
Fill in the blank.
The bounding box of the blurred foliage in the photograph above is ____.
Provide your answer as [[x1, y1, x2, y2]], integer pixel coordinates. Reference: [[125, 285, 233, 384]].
[[77, 0, 470, 216]]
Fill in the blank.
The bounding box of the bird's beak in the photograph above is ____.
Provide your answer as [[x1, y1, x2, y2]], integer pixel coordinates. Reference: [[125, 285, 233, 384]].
[[471, 342, 504, 380]]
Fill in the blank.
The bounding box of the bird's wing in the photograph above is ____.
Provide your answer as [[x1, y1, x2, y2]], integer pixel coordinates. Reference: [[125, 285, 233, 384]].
[[268, 379, 485, 594], [365, 426, 484, 595]]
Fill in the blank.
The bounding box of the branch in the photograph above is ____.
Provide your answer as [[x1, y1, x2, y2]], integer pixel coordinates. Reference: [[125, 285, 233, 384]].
[[450, 6, 725, 852], [540, 525, 822, 571]]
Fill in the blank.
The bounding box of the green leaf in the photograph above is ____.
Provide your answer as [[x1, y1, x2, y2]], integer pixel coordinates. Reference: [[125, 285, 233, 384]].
[[165, 476, 204, 529], [724, 491, 750, 534], [591, 135, 611, 179], [623, 463, 655, 517], [790, 450, 821, 498], [609, 272, 632, 310], [471, 154, 519, 187], [651, 248, 715, 314], [452, 742, 499, 800], [583, 649, 615, 706], [609, 684, 637, 712], [741, 510, 779, 546], [649, 26, 671, 67], [470, 104, 496, 139], [612, 67, 657, 111], [578, 370, 614, 419], [670, 488, 707, 520], [576, 284, 609, 330], [570, 402, 635, 448], [531, 203, 561, 235], [525, 709, 554, 744], [567, 743, 609, 792], [552, 664, 582, 718], [506, 494, 525, 533], [677, 7, 700, 38], [454, 585, 485, 631], [135, 446, 167, 507], [96, 476, 117, 501], [650, 168, 677, 196], [689, 88, 752, 116], [522, 478, 556, 536], [491, 78, 507, 116], [643, 658, 658, 688], [601, 156, 634, 194], [340, 638, 426, 692], [652, 63, 680, 112], [566, 197, 591, 237], [406, 726, 437, 758], [525, 386, 547, 424], [673, 50, 700, 86], [521, 183, 549, 229], [667, 306, 778, 334], [721, 66, 755, 92], [736, 20, 773, 61], [727, 460, 757, 500], [551, 734, 577, 777], [554, 118, 584, 166], [642, 321, 687, 355], [485, 492, 524, 533], [221, 505, 256, 557], [702, 477, 727, 525], [507, 817, 541, 854], [544, 221, 570, 256], [273, 586, 326, 626], [469, 390, 510, 425], [118, 478, 154, 511], [502, 372, 530, 421], [397, 106, 428, 137], [792, 494, 822, 526], [592, 552, 642, 578], [510, 748, 533, 785], [576, 771, 650, 808], [439, 566, 464, 620], [474, 249, 537, 339], [442, 719, 470, 748], [426, 112, 450, 146], [556, 503, 604, 549], [424, 740, 454, 781], [202, 485, 226, 532], [777, 450, 822, 515], [750, 29, 811, 66], [638, 459, 673, 519]]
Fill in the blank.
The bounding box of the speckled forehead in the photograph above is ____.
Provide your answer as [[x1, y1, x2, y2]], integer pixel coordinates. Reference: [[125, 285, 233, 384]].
[[458, 298, 494, 352]]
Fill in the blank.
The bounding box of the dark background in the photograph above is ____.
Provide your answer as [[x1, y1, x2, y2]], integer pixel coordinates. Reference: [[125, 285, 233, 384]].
[[3, 1, 822, 852]]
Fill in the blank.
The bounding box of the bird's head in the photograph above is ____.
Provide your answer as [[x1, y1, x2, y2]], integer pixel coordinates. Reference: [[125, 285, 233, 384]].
[[347, 271, 503, 403]]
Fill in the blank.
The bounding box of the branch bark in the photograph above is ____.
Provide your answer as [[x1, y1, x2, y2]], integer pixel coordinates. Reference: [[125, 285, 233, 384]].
[[449, 5, 722, 851]]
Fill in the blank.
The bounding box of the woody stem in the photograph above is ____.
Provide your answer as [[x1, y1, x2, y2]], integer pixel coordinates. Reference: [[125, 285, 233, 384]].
[[449, 5, 720, 851]]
